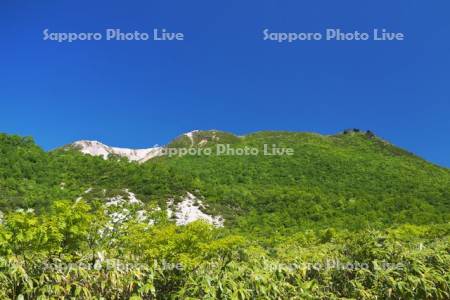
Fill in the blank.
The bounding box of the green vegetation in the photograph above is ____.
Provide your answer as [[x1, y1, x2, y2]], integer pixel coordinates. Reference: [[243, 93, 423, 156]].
[[159, 130, 450, 236], [0, 131, 449, 299]]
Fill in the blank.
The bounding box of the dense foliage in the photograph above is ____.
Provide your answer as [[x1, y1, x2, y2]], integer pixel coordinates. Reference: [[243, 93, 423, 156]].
[[0, 203, 448, 299], [0, 131, 449, 299]]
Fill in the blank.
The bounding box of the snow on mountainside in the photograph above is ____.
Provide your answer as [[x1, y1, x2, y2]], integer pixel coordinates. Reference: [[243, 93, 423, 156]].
[[167, 192, 224, 227], [71, 130, 238, 162], [184, 130, 199, 145], [74, 188, 225, 228], [72, 140, 164, 163]]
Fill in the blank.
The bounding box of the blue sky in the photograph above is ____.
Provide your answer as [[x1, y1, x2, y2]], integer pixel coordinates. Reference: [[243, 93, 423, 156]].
[[0, 1, 449, 167]]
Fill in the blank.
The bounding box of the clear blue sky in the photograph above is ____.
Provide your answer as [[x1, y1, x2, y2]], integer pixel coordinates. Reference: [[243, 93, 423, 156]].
[[1, 1, 449, 167]]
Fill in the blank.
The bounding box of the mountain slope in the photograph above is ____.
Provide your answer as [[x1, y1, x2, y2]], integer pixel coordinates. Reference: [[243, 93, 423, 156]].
[[0, 130, 449, 235], [152, 130, 450, 234]]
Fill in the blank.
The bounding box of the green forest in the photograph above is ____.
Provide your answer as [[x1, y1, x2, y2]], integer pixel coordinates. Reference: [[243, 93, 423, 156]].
[[0, 130, 449, 299]]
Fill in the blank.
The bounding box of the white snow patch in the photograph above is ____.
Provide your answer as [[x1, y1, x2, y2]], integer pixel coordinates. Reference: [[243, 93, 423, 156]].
[[105, 195, 125, 207], [110, 210, 129, 223], [103, 190, 158, 229], [105, 190, 142, 207], [167, 192, 224, 227], [126, 190, 141, 204], [198, 139, 208, 146], [136, 210, 147, 222], [72, 140, 164, 163], [184, 130, 199, 145]]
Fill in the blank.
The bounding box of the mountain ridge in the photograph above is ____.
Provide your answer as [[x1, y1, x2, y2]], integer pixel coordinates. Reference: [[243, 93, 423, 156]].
[[1, 129, 449, 233], [63, 129, 449, 169]]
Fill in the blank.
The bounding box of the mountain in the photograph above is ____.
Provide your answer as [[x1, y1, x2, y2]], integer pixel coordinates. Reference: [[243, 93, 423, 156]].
[[1, 129, 449, 234], [155, 129, 450, 233], [67, 130, 241, 162], [1, 130, 449, 299]]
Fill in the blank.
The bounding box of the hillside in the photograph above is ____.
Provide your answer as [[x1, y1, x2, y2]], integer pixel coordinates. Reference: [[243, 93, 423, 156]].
[[0, 130, 449, 299], [0, 130, 449, 234], [157, 130, 450, 234]]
